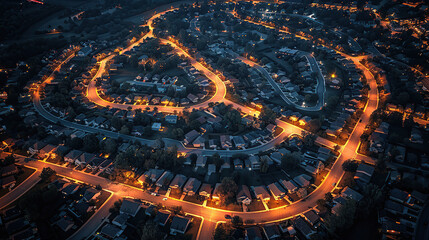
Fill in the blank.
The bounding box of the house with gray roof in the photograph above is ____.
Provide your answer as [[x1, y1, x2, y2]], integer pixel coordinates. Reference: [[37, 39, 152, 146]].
[[169, 174, 187, 189]]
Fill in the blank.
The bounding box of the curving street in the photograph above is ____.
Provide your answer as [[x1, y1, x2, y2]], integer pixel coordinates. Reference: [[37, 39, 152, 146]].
[[27, 4, 381, 240]]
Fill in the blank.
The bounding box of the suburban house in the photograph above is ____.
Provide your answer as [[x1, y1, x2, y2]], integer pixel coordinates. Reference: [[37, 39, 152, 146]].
[[236, 185, 252, 205], [61, 183, 80, 196], [28, 141, 47, 155], [280, 180, 298, 193], [183, 178, 201, 196], [294, 217, 316, 239], [249, 155, 261, 170], [154, 210, 171, 227], [151, 122, 162, 131], [196, 156, 207, 168], [199, 183, 213, 198], [263, 224, 281, 240], [147, 169, 165, 183], [64, 150, 83, 164], [86, 158, 105, 170], [39, 144, 57, 158], [212, 183, 224, 201], [82, 188, 100, 201], [267, 182, 286, 200], [184, 130, 199, 145], [120, 198, 141, 217], [270, 152, 283, 164], [303, 210, 321, 228], [100, 224, 123, 239], [75, 153, 95, 166], [165, 115, 178, 124], [247, 226, 263, 239], [266, 124, 276, 133], [253, 186, 271, 202], [220, 135, 232, 149], [191, 135, 205, 148], [354, 164, 375, 185], [232, 136, 246, 149], [170, 216, 191, 235], [341, 187, 363, 202], [207, 164, 216, 176], [156, 171, 174, 187], [112, 214, 128, 229], [169, 174, 187, 190], [293, 174, 312, 188]]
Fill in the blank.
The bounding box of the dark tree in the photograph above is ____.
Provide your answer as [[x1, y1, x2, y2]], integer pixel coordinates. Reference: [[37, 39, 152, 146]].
[[40, 167, 56, 182], [342, 160, 358, 172]]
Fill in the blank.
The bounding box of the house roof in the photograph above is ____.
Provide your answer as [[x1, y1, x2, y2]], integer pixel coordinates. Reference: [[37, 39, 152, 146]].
[[253, 186, 270, 199], [294, 217, 314, 237], [40, 144, 56, 154], [31, 141, 46, 151], [183, 178, 201, 193], [246, 226, 263, 240], [341, 187, 363, 201], [356, 164, 375, 176], [88, 157, 104, 167], [390, 188, 409, 202], [74, 201, 92, 216], [154, 210, 171, 226], [263, 224, 280, 239], [293, 174, 311, 187], [120, 198, 141, 216], [147, 168, 164, 182], [193, 135, 206, 145], [78, 153, 96, 163], [170, 174, 187, 188], [56, 217, 74, 232], [249, 155, 260, 164], [237, 185, 252, 201], [61, 183, 80, 195], [113, 213, 128, 226], [170, 216, 191, 232], [385, 200, 404, 213], [280, 180, 298, 192], [270, 152, 282, 162], [267, 182, 286, 197], [184, 130, 199, 142], [64, 150, 83, 160], [199, 183, 212, 195], [83, 188, 100, 200], [100, 224, 122, 238], [53, 145, 70, 156], [303, 210, 320, 225], [156, 171, 174, 186]]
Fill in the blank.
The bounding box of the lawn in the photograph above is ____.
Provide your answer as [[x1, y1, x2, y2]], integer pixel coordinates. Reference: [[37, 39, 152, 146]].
[[169, 189, 183, 199], [267, 198, 289, 209], [184, 215, 202, 240], [314, 169, 329, 186], [183, 195, 204, 205], [247, 200, 265, 212], [206, 200, 242, 212], [94, 190, 112, 209], [338, 171, 355, 188], [287, 192, 301, 202], [273, 127, 283, 137]]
